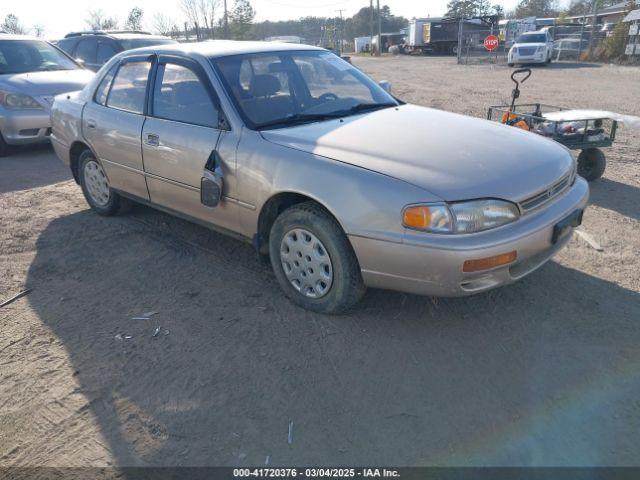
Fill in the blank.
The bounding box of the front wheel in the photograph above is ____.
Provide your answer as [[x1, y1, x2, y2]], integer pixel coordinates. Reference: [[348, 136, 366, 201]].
[[269, 202, 366, 314], [577, 148, 606, 182], [78, 150, 129, 215], [0, 132, 8, 157]]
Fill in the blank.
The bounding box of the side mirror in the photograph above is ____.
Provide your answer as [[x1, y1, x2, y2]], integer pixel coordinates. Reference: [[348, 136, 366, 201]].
[[378, 80, 391, 93], [201, 151, 224, 207], [75, 58, 85, 65]]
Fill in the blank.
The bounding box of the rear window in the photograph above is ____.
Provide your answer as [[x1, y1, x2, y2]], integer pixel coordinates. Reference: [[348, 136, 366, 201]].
[[106, 61, 151, 114]]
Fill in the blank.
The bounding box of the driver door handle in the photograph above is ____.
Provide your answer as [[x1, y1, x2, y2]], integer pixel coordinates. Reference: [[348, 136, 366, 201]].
[[86, 120, 96, 129], [145, 133, 160, 146]]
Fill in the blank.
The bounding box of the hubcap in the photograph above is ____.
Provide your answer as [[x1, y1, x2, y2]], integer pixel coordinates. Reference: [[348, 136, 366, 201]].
[[280, 228, 333, 299], [83, 160, 110, 207]]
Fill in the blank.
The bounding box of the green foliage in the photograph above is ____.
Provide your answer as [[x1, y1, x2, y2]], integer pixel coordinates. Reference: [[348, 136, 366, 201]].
[[2, 14, 28, 34], [593, 0, 637, 61], [515, 0, 558, 18], [445, 0, 503, 18], [230, 0, 256, 40], [125, 7, 144, 31]]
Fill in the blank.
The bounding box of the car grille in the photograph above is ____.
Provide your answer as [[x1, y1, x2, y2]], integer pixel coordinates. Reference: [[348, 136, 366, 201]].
[[518, 46, 537, 56], [519, 173, 572, 213]]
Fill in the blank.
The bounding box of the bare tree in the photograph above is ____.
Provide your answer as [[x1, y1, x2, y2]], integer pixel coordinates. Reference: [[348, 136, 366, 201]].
[[153, 13, 178, 36], [181, 0, 220, 39], [85, 9, 119, 30], [32, 24, 45, 37]]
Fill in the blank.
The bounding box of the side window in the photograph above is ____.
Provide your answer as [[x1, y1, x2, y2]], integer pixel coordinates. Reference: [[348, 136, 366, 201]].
[[75, 38, 98, 64], [97, 42, 118, 65], [55, 38, 78, 56], [106, 61, 151, 114], [94, 63, 118, 106], [152, 63, 218, 128]]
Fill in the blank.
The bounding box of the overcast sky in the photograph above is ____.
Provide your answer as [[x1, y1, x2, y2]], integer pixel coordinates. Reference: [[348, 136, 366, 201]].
[[2, 0, 569, 39]]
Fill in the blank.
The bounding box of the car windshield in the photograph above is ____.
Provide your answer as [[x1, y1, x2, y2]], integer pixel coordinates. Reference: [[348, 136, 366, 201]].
[[516, 33, 547, 43], [0, 40, 79, 74], [211, 50, 398, 129], [119, 38, 178, 50]]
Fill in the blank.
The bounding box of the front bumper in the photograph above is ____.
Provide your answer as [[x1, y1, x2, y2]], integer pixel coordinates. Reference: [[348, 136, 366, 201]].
[[508, 51, 547, 64], [350, 177, 589, 297], [0, 107, 52, 145]]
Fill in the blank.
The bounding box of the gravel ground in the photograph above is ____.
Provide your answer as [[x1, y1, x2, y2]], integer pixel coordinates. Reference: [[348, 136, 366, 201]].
[[1, 56, 639, 469]]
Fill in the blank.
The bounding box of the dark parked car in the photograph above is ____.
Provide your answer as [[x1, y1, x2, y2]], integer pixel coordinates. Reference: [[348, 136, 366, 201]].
[[55, 30, 177, 71]]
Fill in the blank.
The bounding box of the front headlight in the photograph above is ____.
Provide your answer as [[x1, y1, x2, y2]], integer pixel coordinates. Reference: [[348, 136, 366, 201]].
[[536, 46, 545, 53], [403, 199, 520, 234], [0, 91, 43, 110], [450, 199, 520, 233]]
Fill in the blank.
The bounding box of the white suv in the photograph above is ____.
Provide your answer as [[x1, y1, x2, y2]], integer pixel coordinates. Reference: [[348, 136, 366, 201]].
[[508, 31, 553, 66]]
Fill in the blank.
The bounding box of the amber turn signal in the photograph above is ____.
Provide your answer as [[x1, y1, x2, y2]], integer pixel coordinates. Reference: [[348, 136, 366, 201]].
[[403, 206, 432, 230], [463, 251, 517, 273]]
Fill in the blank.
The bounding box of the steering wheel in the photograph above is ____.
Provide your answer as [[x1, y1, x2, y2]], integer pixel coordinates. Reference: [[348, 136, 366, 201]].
[[318, 92, 339, 102]]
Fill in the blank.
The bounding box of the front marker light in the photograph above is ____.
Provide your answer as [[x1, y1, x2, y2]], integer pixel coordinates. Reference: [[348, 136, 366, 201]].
[[403, 204, 453, 233], [450, 199, 520, 233]]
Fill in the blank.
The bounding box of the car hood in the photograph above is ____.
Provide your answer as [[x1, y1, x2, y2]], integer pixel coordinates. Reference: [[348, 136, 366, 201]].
[[261, 104, 573, 202], [0, 69, 94, 97], [512, 42, 546, 49]]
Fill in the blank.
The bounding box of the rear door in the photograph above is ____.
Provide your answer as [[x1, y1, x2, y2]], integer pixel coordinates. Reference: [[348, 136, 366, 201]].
[[96, 40, 121, 69], [74, 37, 100, 71], [142, 55, 237, 231], [82, 55, 153, 200]]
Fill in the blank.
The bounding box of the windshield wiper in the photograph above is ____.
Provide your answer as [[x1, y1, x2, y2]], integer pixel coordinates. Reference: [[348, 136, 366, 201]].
[[343, 102, 397, 115], [255, 103, 397, 130], [256, 113, 342, 130]]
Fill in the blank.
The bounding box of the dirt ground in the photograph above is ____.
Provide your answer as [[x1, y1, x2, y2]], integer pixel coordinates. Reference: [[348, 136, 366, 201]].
[[1, 56, 639, 468]]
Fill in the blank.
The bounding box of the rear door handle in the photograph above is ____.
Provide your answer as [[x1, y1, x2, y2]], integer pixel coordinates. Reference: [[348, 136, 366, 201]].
[[145, 133, 159, 146], [86, 120, 96, 129]]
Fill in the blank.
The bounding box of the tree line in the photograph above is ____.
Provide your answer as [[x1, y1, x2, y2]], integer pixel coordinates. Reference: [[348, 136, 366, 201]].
[[0, 0, 634, 41]]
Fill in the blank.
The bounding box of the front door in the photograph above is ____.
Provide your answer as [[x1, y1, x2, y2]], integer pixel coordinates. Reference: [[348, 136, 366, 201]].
[[142, 56, 237, 232], [82, 56, 153, 200]]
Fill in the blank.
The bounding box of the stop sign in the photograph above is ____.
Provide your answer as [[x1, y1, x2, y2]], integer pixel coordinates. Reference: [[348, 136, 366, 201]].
[[484, 35, 499, 51]]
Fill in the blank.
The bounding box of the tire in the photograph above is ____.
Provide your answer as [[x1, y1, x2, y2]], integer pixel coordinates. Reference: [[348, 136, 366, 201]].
[[78, 149, 129, 215], [450, 44, 458, 56], [577, 148, 606, 182], [0, 132, 9, 157], [269, 201, 366, 314]]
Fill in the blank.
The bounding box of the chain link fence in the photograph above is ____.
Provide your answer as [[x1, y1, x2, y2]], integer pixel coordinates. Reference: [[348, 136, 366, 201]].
[[456, 23, 609, 65], [457, 27, 506, 65]]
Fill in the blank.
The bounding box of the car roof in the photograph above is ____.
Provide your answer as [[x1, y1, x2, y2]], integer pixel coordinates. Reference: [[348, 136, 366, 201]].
[[127, 40, 324, 59], [109, 33, 172, 40]]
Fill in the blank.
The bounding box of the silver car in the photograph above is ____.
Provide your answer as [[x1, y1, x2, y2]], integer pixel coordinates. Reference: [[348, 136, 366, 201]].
[[0, 34, 94, 156], [51, 41, 589, 314]]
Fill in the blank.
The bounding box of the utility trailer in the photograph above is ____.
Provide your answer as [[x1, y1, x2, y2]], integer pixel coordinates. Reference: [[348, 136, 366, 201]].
[[404, 17, 495, 55]]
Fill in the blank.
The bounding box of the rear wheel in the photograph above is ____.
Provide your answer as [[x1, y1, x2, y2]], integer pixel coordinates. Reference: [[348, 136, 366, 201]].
[[269, 202, 365, 314], [577, 148, 606, 182], [78, 149, 129, 215]]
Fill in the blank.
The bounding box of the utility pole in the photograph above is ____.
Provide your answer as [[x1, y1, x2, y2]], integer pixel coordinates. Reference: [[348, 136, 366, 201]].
[[376, 0, 382, 56], [336, 9, 344, 55], [587, 0, 599, 58], [223, 0, 229, 39], [369, 0, 374, 55]]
